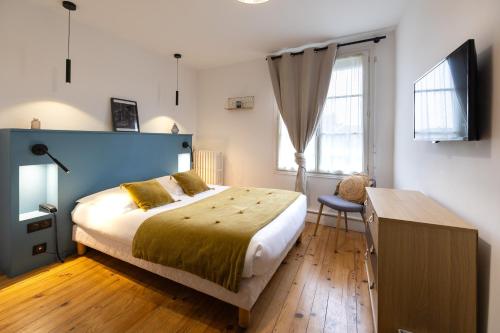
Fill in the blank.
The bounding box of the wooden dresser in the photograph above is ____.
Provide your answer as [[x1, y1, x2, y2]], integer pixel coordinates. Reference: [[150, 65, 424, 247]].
[[364, 188, 477, 333]]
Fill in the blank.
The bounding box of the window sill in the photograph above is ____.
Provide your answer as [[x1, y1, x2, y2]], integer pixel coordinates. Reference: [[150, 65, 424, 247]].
[[274, 169, 348, 180]]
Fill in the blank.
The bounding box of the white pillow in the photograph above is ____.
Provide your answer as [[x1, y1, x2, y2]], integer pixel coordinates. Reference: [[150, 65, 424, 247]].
[[156, 175, 185, 197], [77, 186, 129, 203], [72, 189, 138, 226]]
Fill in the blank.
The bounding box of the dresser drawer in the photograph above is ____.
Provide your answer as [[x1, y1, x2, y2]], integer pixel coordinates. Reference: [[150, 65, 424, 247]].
[[364, 198, 372, 222], [365, 235, 378, 282], [367, 211, 379, 252], [365, 226, 376, 255], [365, 250, 378, 331]]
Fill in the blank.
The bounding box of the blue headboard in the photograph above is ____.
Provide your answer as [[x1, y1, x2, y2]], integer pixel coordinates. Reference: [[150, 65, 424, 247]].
[[0, 129, 192, 276]]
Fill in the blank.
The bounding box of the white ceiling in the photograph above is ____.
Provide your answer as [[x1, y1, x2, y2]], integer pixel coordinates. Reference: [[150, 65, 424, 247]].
[[36, 0, 408, 69]]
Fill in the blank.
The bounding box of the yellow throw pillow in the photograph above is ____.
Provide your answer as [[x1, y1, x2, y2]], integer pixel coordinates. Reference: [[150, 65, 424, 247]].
[[337, 174, 369, 204], [172, 169, 209, 196], [121, 180, 174, 211]]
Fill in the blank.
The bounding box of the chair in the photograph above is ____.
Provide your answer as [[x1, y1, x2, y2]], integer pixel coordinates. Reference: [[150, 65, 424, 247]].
[[314, 178, 375, 252]]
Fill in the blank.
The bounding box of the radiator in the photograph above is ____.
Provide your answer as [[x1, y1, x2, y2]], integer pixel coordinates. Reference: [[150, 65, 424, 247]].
[[194, 150, 224, 185]]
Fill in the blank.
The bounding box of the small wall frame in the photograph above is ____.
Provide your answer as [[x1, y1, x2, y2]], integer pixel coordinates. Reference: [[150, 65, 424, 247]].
[[225, 96, 254, 110], [111, 98, 140, 132]]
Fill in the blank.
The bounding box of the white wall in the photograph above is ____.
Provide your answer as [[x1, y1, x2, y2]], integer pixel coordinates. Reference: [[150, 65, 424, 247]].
[[0, 0, 197, 134], [196, 32, 396, 227], [394, 1, 499, 331]]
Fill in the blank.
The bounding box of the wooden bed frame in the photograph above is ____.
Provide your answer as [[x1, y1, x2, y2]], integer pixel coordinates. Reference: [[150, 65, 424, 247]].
[[75, 232, 303, 328]]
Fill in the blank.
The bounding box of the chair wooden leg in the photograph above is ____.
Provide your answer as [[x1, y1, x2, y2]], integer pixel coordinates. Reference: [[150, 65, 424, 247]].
[[334, 210, 342, 253], [314, 203, 324, 236], [238, 307, 250, 328], [344, 211, 349, 232]]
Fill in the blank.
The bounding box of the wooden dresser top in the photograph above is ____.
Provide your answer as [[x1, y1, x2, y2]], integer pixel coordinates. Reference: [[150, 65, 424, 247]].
[[366, 188, 477, 231]]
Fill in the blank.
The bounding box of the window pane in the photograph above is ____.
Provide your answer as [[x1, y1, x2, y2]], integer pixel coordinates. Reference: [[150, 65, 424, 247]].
[[319, 56, 364, 174], [278, 117, 315, 171], [328, 56, 364, 97], [277, 117, 296, 171]]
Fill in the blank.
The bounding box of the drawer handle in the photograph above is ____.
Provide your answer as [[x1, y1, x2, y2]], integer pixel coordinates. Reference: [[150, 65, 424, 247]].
[[369, 281, 375, 290], [368, 214, 374, 223]]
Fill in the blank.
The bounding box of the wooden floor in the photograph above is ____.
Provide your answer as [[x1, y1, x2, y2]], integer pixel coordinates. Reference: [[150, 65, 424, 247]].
[[0, 223, 373, 333]]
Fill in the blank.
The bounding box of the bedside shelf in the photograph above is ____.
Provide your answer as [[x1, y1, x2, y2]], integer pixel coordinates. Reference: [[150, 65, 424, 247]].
[[19, 211, 51, 222], [225, 96, 254, 110]]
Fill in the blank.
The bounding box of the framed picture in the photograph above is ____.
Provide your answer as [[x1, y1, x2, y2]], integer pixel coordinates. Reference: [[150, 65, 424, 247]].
[[110, 98, 140, 132]]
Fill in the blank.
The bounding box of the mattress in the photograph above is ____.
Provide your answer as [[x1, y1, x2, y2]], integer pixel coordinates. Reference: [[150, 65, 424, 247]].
[[72, 185, 307, 278]]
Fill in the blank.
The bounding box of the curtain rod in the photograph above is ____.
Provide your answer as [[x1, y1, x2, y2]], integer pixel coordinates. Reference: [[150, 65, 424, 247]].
[[267, 35, 387, 60]]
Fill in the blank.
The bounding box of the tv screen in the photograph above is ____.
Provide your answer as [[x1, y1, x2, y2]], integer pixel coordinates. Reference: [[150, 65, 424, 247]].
[[414, 39, 478, 142]]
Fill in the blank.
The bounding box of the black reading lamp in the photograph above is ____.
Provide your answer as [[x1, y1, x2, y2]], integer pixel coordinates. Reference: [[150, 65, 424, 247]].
[[31, 144, 70, 174], [182, 141, 193, 168]]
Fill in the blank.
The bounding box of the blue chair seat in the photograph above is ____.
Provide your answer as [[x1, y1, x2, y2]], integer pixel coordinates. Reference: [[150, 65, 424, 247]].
[[318, 195, 363, 213]]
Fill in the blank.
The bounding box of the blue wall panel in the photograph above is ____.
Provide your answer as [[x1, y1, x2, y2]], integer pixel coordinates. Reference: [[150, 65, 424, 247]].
[[0, 131, 12, 274], [0, 129, 192, 276]]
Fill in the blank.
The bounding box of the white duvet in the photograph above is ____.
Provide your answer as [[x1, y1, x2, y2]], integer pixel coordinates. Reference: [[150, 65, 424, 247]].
[[72, 184, 307, 278]]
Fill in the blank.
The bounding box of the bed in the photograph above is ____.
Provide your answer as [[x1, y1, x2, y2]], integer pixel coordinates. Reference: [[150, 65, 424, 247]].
[[71, 175, 307, 327]]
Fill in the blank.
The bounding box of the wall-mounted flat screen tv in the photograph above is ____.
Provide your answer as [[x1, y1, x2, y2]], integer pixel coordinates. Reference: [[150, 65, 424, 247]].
[[414, 39, 478, 142]]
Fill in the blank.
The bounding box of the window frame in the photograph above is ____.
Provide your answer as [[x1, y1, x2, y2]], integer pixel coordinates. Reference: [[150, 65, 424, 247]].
[[274, 48, 373, 178]]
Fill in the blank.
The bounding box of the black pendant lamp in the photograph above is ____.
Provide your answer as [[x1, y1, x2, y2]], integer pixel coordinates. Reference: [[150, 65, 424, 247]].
[[63, 1, 77, 83], [174, 53, 182, 106]]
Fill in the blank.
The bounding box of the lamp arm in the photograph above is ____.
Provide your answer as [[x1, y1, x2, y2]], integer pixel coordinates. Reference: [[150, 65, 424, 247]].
[[46, 151, 70, 174], [190, 147, 193, 168], [185, 146, 193, 168]]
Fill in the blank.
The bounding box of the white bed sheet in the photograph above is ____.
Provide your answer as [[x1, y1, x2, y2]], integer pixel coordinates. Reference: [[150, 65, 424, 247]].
[[72, 221, 304, 310], [71, 185, 307, 278]]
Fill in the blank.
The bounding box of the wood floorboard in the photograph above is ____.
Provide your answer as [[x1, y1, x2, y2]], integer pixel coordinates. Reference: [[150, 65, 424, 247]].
[[306, 224, 336, 332], [248, 222, 314, 333], [0, 223, 373, 333]]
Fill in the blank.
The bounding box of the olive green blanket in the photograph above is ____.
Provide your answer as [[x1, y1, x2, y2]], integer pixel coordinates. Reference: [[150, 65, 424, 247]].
[[132, 187, 300, 292]]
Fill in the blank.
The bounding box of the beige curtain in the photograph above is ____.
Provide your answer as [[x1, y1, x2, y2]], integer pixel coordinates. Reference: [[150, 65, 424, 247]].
[[267, 44, 337, 193]]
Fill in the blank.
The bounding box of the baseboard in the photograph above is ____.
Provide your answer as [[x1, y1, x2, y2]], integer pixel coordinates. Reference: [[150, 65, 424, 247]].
[[305, 209, 366, 233]]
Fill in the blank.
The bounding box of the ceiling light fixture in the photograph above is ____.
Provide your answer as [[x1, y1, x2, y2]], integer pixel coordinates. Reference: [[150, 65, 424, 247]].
[[174, 53, 182, 106], [62, 1, 77, 83], [237, 0, 269, 4]]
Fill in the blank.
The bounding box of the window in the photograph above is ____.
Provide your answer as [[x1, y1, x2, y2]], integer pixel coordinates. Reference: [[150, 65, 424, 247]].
[[277, 54, 369, 175]]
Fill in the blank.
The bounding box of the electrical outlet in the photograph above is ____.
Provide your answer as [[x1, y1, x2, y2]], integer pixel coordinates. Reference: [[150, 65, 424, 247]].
[[32, 243, 47, 255], [27, 219, 52, 233]]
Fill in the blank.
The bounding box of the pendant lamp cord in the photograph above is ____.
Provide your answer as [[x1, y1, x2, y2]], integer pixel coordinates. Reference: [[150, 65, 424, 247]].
[[67, 10, 71, 59]]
